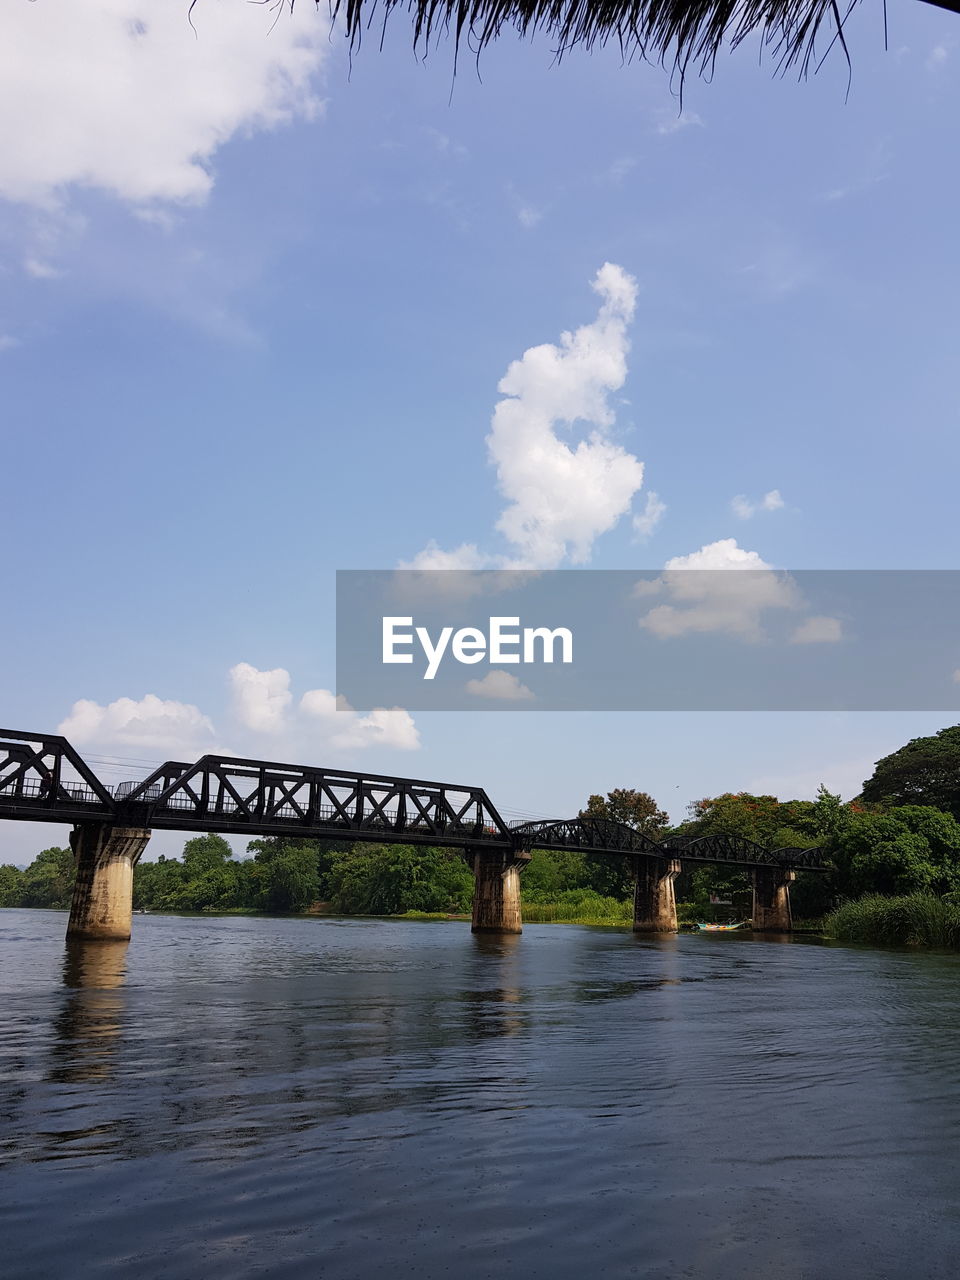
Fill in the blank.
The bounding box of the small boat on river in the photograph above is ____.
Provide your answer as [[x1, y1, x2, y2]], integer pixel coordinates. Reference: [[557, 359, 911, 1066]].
[[695, 921, 748, 932]]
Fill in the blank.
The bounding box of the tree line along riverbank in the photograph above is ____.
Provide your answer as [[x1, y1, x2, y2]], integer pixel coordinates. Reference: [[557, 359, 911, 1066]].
[[5, 726, 960, 948]]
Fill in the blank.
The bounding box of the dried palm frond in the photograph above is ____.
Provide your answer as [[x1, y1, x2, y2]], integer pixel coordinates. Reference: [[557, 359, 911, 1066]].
[[317, 0, 863, 79], [225, 1, 960, 85]]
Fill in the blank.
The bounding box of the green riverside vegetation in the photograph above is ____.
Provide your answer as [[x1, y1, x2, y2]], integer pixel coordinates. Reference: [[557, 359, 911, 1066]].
[[6, 725, 960, 946], [824, 894, 960, 949]]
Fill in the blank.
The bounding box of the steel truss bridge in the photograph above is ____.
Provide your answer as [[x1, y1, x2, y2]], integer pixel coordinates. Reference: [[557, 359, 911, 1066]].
[[0, 729, 828, 872]]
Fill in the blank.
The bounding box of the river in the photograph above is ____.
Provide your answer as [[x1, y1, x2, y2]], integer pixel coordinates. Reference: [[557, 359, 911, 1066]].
[[2, 908, 959, 1278]]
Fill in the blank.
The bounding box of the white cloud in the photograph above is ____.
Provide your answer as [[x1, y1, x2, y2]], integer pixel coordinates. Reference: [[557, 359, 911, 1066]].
[[58, 664, 419, 764], [425, 128, 467, 159], [636, 538, 843, 644], [229, 662, 293, 733], [406, 263, 646, 571], [639, 539, 799, 640], [231, 662, 419, 751], [731, 489, 784, 520], [299, 690, 420, 751], [663, 538, 773, 573], [24, 256, 61, 280], [791, 616, 843, 644], [492, 263, 644, 566], [0, 335, 19, 352], [465, 670, 535, 701], [927, 44, 950, 71], [0, 1, 325, 208], [517, 205, 543, 229], [655, 110, 703, 136], [603, 156, 636, 185], [58, 694, 215, 751], [399, 541, 494, 571], [633, 490, 666, 539]]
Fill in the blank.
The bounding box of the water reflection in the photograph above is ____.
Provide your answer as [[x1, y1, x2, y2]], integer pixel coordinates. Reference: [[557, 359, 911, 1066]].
[[49, 941, 128, 1085], [464, 931, 524, 1038]]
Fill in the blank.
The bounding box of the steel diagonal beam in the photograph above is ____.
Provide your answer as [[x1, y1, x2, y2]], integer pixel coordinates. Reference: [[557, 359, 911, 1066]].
[[0, 729, 115, 809], [321, 782, 357, 826]]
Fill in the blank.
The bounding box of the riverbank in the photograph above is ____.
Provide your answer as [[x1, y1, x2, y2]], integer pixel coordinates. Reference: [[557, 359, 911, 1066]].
[[825, 894, 960, 949]]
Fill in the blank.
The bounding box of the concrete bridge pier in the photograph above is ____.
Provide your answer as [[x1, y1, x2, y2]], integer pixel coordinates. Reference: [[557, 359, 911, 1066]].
[[67, 823, 151, 941], [470, 848, 531, 934], [633, 857, 682, 932], [751, 867, 795, 932]]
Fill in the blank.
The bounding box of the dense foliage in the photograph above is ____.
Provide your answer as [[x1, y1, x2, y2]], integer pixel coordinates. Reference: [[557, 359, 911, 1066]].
[[578, 788, 670, 898], [825, 894, 960, 949], [860, 726, 960, 820]]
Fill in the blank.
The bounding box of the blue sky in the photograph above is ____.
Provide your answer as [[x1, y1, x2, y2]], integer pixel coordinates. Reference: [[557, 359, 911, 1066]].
[[2, 1, 959, 862]]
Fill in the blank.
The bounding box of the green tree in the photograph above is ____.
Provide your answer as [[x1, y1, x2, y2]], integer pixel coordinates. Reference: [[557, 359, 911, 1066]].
[[248, 838, 321, 913], [328, 844, 473, 915], [134, 854, 189, 911], [579, 788, 670, 899], [843, 819, 937, 897], [826, 807, 960, 899], [181, 833, 233, 875], [861, 726, 960, 820], [19, 847, 74, 909], [810, 785, 846, 841], [521, 849, 590, 897], [682, 793, 788, 846], [582, 789, 670, 836], [0, 863, 24, 907]]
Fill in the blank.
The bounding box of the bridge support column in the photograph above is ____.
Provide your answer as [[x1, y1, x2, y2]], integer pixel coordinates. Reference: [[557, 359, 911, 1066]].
[[751, 867, 795, 932], [633, 857, 681, 932], [471, 849, 530, 934], [67, 823, 151, 941]]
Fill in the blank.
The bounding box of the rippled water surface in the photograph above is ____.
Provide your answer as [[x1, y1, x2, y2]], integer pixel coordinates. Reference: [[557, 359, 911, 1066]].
[[3, 909, 960, 1279]]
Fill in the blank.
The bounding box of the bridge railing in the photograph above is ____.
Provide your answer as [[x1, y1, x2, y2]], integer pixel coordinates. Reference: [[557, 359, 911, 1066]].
[[0, 775, 105, 806]]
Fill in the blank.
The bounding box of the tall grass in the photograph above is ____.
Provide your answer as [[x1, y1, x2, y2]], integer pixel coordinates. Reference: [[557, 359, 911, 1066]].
[[521, 889, 631, 925], [825, 894, 960, 949]]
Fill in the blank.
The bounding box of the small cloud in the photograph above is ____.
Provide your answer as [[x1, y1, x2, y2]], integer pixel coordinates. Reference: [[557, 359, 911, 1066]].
[[633, 490, 666, 539], [731, 495, 754, 520], [517, 205, 543, 229], [639, 540, 797, 641], [24, 256, 61, 279], [399, 540, 495, 571], [0, 334, 19, 352], [602, 156, 636, 185], [299, 689, 419, 751], [465, 670, 535, 701], [134, 207, 180, 232], [791, 616, 843, 644], [425, 127, 467, 159], [927, 44, 950, 71], [632, 577, 663, 599], [731, 489, 784, 519], [230, 662, 292, 733], [655, 110, 703, 137]]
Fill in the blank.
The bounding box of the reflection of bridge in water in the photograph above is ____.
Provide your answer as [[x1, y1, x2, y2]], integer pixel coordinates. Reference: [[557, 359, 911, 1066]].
[[0, 729, 829, 942]]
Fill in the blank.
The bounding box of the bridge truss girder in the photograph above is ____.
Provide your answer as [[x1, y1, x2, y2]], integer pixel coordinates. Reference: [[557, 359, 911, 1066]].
[[0, 730, 829, 871]]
